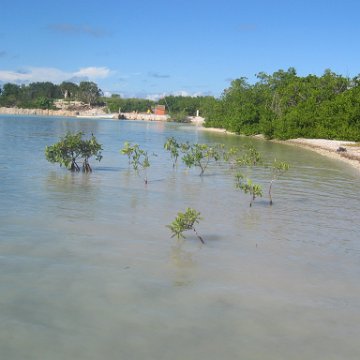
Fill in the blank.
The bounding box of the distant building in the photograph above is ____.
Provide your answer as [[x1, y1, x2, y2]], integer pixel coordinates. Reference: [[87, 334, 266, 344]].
[[154, 104, 166, 115]]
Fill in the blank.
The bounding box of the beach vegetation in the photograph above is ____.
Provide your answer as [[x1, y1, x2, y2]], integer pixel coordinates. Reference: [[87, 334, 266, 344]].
[[168, 110, 190, 123], [59, 81, 80, 100], [78, 81, 103, 107], [205, 67, 360, 141], [36, 96, 53, 110]]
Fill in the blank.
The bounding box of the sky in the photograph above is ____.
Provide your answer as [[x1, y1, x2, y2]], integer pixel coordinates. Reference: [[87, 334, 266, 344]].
[[1, 0, 360, 99]]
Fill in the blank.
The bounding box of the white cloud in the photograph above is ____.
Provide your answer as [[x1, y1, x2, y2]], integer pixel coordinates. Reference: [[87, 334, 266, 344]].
[[73, 67, 111, 79], [145, 90, 207, 101], [0, 66, 113, 84], [145, 93, 167, 101], [0, 70, 29, 82]]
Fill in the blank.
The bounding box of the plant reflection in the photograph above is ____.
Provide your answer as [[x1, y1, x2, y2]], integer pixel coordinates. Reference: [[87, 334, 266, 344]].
[[170, 240, 197, 287]]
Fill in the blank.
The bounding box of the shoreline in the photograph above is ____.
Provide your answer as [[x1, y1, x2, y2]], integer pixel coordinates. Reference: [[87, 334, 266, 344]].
[[0, 107, 171, 122], [1, 108, 359, 172], [197, 126, 360, 172], [278, 138, 360, 172]]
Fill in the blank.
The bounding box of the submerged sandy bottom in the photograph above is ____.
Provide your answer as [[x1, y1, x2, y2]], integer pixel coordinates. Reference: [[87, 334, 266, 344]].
[[1, 116, 360, 360]]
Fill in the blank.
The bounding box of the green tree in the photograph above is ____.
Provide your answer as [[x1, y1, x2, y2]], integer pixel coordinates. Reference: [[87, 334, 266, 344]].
[[59, 81, 79, 99], [79, 81, 103, 106], [204, 67, 360, 141], [0, 83, 21, 106], [36, 96, 53, 110]]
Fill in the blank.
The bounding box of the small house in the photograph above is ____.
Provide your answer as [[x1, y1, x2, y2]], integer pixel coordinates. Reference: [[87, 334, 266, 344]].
[[154, 105, 166, 115]]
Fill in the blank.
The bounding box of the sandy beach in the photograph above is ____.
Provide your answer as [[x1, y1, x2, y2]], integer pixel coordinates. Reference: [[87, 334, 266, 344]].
[[197, 125, 360, 172], [278, 138, 360, 172]]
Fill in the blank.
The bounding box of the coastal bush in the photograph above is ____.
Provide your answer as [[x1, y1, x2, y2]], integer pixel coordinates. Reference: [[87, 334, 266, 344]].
[[168, 111, 190, 123], [204, 67, 360, 141]]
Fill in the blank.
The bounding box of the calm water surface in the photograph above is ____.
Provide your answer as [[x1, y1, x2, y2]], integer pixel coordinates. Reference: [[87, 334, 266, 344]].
[[0, 115, 359, 359]]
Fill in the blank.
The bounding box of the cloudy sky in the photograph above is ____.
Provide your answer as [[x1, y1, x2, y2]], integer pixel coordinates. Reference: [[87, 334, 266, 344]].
[[1, 0, 360, 99]]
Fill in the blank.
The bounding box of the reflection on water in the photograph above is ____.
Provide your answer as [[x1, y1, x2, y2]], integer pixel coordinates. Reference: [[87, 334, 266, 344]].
[[170, 240, 197, 287], [1, 115, 360, 360]]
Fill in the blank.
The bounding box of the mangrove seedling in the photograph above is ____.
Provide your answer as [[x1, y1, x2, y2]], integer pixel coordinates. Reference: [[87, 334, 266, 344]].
[[181, 143, 222, 176], [167, 208, 204, 244], [45, 131, 102, 172], [164, 137, 181, 167], [120, 141, 136, 164], [121, 142, 152, 184], [235, 173, 263, 207], [222, 146, 240, 167], [236, 144, 262, 167], [268, 160, 290, 205]]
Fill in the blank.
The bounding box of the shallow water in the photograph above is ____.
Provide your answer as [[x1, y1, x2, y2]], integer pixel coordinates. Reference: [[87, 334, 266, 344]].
[[0, 115, 360, 360]]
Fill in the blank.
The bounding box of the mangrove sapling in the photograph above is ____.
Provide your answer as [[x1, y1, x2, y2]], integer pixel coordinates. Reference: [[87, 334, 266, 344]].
[[235, 173, 263, 207], [45, 131, 102, 172], [223, 146, 240, 168], [80, 134, 103, 172], [223, 146, 239, 163], [167, 208, 204, 244], [164, 137, 181, 167], [122, 143, 152, 184], [235, 144, 262, 167], [268, 160, 290, 205], [120, 141, 136, 164], [181, 143, 222, 176]]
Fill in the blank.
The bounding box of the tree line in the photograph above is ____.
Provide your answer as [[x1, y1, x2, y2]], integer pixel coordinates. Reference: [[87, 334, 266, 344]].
[[2, 67, 360, 140], [0, 80, 216, 120], [105, 94, 217, 119], [205, 68, 360, 141], [0, 81, 103, 109]]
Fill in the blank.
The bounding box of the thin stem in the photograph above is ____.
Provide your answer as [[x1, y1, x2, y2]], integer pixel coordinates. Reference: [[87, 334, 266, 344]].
[[269, 179, 274, 205], [193, 227, 205, 244]]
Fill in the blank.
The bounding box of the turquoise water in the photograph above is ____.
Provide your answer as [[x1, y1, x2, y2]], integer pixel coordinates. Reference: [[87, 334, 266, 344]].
[[1, 115, 360, 359]]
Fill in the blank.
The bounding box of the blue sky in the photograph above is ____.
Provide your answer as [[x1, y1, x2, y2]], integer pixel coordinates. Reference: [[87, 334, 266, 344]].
[[1, 0, 360, 99]]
